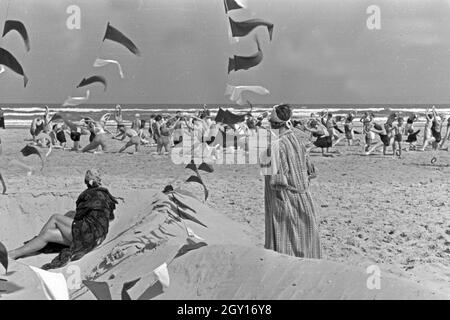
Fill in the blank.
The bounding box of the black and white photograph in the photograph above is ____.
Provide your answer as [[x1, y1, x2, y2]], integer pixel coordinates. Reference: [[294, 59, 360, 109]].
[[0, 0, 449, 303]]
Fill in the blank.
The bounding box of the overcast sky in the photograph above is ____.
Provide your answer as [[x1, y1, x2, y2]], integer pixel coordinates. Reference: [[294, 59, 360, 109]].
[[1, 0, 450, 105]]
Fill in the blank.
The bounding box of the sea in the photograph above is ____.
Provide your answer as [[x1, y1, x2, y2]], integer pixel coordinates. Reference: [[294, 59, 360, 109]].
[[1, 103, 449, 128]]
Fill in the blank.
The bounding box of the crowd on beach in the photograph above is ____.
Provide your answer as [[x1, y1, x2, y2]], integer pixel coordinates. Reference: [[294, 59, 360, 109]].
[[19, 104, 450, 164], [300, 105, 448, 159]]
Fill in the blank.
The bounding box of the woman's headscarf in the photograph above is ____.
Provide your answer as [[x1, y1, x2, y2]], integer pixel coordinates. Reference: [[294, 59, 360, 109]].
[[269, 104, 293, 129], [85, 169, 102, 188]]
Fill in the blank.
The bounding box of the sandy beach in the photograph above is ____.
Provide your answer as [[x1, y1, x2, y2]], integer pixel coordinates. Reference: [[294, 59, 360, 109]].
[[0, 127, 448, 299]]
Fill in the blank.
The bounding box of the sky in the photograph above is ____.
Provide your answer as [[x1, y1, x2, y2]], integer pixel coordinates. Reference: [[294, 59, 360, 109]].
[[1, 0, 450, 105]]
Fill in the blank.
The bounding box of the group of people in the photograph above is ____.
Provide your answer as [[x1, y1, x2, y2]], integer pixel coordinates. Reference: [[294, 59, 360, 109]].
[[294, 106, 448, 159], [25, 104, 269, 160]]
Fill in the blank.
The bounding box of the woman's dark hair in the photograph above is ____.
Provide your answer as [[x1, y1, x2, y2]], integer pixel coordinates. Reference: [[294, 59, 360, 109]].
[[140, 120, 146, 129], [275, 104, 292, 121], [154, 115, 162, 122]]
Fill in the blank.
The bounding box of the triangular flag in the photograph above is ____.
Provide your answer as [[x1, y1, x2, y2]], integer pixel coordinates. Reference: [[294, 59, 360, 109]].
[[2, 20, 30, 52], [29, 266, 69, 300], [186, 227, 206, 241], [174, 237, 207, 259], [138, 280, 164, 300], [153, 263, 170, 289], [0, 47, 28, 87], [20, 145, 45, 171], [185, 161, 198, 173], [0, 241, 8, 273], [186, 175, 203, 185], [103, 22, 141, 56], [224, 0, 246, 13], [198, 162, 214, 173], [82, 280, 112, 300], [121, 278, 141, 300]]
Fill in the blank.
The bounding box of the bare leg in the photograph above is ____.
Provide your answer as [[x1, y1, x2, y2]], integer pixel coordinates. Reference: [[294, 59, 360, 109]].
[[9, 214, 73, 260], [82, 140, 101, 153], [365, 142, 383, 155]]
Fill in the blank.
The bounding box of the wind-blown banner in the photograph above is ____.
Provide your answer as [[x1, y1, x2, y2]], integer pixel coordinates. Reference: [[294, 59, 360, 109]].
[[225, 84, 270, 105], [228, 38, 263, 73], [62, 90, 90, 107], [0, 47, 28, 87], [103, 22, 141, 56], [229, 17, 273, 41], [93, 58, 124, 78], [2, 20, 30, 52]]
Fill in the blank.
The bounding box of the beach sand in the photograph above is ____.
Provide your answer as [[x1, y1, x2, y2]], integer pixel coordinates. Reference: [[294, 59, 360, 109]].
[[0, 127, 449, 299]]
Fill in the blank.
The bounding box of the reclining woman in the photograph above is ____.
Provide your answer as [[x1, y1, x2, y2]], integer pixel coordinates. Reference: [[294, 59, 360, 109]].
[[8, 169, 118, 270]]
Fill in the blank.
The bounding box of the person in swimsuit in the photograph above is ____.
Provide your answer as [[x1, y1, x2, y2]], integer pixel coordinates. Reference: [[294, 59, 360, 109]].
[[81, 122, 108, 153], [393, 117, 405, 157], [114, 104, 123, 132], [303, 119, 333, 156], [30, 117, 46, 142], [439, 116, 450, 150], [157, 117, 181, 155], [131, 114, 142, 131], [323, 112, 344, 147], [113, 125, 142, 153], [365, 122, 390, 155], [430, 109, 442, 151], [421, 108, 434, 151], [361, 113, 375, 152], [343, 113, 357, 146], [50, 123, 68, 149], [405, 114, 420, 150]]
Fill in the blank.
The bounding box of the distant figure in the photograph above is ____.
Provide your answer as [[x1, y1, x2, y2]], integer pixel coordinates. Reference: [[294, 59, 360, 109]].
[[392, 117, 405, 157], [131, 113, 142, 131], [114, 104, 123, 132], [30, 117, 46, 142], [0, 108, 5, 129], [81, 121, 108, 153], [113, 125, 141, 153], [260, 104, 321, 259], [405, 114, 420, 150]]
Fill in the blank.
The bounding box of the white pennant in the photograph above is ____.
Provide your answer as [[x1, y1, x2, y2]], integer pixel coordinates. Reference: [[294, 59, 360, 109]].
[[62, 90, 90, 107], [153, 263, 170, 290], [29, 266, 69, 300], [93, 58, 124, 79], [225, 85, 270, 106], [186, 227, 205, 241]]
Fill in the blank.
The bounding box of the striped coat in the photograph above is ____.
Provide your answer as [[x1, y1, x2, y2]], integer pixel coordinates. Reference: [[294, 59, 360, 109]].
[[261, 128, 321, 258]]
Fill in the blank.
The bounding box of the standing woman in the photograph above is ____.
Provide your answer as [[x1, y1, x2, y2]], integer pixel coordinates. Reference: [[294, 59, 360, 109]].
[[113, 104, 123, 134], [259, 104, 321, 258]]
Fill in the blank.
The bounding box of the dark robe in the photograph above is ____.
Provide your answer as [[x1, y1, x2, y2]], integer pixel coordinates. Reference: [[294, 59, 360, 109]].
[[41, 187, 118, 270]]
